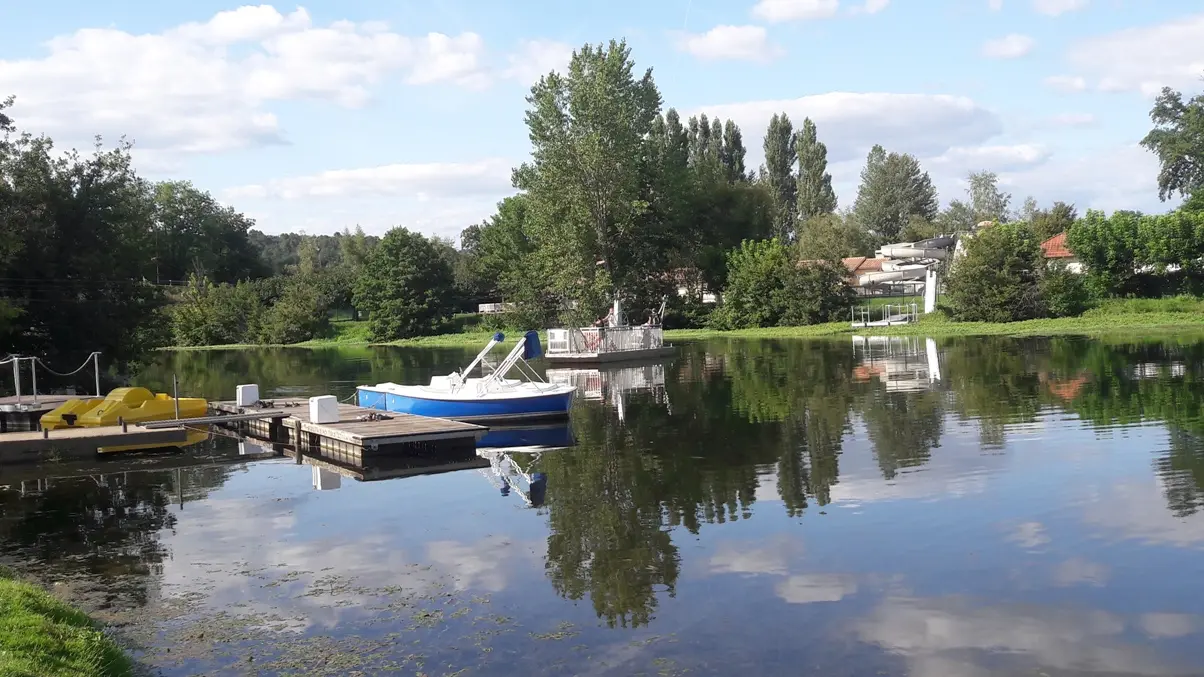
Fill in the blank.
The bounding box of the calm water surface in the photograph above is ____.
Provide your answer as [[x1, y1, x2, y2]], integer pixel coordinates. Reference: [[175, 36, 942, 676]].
[[3, 336, 1204, 676]]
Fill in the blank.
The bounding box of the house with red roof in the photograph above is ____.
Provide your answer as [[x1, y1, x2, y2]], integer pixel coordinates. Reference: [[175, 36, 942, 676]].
[[1039, 232, 1083, 273]]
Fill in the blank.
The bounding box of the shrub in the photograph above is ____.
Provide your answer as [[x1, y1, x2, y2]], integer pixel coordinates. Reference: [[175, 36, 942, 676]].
[[1039, 260, 1092, 318], [944, 222, 1043, 323], [711, 239, 853, 329], [353, 228, 457, 341]]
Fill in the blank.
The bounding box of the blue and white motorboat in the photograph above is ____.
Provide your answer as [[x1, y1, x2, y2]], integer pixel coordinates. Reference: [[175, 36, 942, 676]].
[[356, 331, 576, 423]]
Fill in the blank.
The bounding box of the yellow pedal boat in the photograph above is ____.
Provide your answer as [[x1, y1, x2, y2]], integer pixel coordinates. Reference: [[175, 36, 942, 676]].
[[40, 387, 208, 429]]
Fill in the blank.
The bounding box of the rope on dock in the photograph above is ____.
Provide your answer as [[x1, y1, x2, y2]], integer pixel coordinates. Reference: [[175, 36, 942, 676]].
[[34, 354, 96, 377]]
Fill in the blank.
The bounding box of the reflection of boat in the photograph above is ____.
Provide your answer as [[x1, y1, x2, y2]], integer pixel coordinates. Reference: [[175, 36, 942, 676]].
[[546, 362, 671, 423], [477, 422, 576, 450], [357, 331, 575, 422], [477, 448, 550, 508], [98, 428, 211, 453], [41, 387, 207, 430]]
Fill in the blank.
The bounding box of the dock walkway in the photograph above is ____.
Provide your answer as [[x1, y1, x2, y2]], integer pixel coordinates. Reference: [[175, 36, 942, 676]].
[[0, 425, 188, 464], [209, 399, 488, 466]]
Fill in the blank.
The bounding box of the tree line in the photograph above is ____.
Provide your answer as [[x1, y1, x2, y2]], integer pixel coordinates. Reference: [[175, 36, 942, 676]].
[[5, 38, 1204, 360]]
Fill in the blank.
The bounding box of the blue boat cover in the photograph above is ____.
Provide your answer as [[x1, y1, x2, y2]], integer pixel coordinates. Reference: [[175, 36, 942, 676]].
[[522, 330, 543, 360]]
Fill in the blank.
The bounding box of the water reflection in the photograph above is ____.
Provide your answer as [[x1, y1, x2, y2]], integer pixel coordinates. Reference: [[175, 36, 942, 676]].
[[4, 336, 1204, 675]]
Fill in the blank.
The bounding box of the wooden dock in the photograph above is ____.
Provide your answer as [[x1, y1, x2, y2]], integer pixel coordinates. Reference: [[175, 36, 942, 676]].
[[0, 425, 189, 464], [0, 394, 76, 432], [209, 399, 488, 466]]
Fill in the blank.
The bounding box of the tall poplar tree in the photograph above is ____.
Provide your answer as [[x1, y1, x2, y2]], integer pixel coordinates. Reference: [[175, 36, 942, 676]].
[[762, 113, 798, 240], [795, 117, 837, 222]]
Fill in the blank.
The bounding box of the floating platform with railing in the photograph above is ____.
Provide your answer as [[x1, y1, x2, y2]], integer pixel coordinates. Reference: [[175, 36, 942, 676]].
[[850, 303, 919, 328], [545, 325, 677, 364]]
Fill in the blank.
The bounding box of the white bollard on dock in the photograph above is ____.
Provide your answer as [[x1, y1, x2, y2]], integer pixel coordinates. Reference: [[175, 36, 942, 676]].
[[236, 384, 260, 407], [308, 395, 339, 424]]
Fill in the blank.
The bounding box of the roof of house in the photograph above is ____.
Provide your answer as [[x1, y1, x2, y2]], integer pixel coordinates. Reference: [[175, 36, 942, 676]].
[[842, 257, 885, 274], [1040, 232, 1074, 259]]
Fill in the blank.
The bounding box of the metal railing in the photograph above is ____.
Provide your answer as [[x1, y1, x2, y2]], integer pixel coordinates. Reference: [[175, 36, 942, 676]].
[[546, 326, 664, 355]]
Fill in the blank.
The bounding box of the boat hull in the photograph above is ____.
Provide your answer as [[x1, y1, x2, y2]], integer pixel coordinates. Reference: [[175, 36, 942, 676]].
[[357, 386, 573, 423]]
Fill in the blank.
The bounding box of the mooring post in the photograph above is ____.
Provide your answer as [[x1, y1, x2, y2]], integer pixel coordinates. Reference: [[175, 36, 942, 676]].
[[120, 417, 127, 433], [172, 374, 180, 419], [93, 352, 101, 397], [12, 356, 21, 406], [29, 358, 38, 405], [293, 419, 303, 464]]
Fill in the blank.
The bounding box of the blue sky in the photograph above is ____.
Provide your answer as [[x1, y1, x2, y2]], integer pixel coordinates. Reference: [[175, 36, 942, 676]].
[[2, 0, 1201, 238]]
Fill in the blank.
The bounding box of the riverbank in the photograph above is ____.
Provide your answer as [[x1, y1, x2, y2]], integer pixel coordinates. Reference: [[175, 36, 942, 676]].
[[161, 297, 1204, 351], [0, 570, 133, 677]]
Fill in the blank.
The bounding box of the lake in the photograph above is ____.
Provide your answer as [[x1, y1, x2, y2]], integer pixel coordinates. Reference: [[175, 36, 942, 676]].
[[2, 335, 1204, 676]]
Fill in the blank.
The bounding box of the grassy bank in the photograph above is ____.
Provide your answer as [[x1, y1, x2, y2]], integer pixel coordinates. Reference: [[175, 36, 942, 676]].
[[0, 570, 132, 677], [163, 297, 1204, 351]]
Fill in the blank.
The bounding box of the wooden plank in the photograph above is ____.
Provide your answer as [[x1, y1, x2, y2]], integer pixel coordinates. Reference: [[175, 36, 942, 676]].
[[209, 399, 487, 446], [0, 394, 75, 409], [138, 411, 289, 429], [0, 426, 189, 463]]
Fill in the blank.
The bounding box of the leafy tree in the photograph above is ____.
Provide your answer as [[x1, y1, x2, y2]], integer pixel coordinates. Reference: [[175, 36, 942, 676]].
[[0, 111, 166, 363], [721, 119, 747, 182], [512, 40, 663, 317], [762, 113, 798, 239], [1141, 84, 1204, 201], [354, 227, 456, 341], [965, 170, 1012, 224], [712, 239, 851, 329], [1028, 201, 1077, 242], [1065, 209, 1142, 295], [795, 212, 873, 262], [935, 199, 978, 233], [945, 222, 1043, 322], [151, 181, 265, 284], [168, 276, 265, 346], [852, 145, 939, 241], [256, 277, 332, 344], [795, 117, 837, 222]]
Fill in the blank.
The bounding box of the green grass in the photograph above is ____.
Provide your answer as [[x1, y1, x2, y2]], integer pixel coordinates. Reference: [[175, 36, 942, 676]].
[[163, 296, 1204, 351], [667, 297, 1204, 341], [0, 571, 133, 677]]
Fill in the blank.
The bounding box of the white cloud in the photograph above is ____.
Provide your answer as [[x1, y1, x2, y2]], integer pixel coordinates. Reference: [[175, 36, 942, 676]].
[[857, 596, 1183, 676], [1007, 521, 1050, 548], [691, 92, 1002, 165], [1044, 75, 1087, 92], [1049, 112, 1096, 127], [1032, 0, 1088, 16], [998, 143, 1160, 213], [752, 0, 840, 23], [776, 573, 859, 603], [708, 536, 801, 575], [502, 39, 574, 86], [1052, 557, 1110, 587], [0, 6, 491, 155], [981, 34, 1035, 59], [1060, 13, 1204, 95], [675, 25, 784, 63], [223, 159, 512, 201], [849, 0, 890, 15], [1139, 613, 1198, 639], [929, 143, 1050, 172], [988, 0, 1003, 10]]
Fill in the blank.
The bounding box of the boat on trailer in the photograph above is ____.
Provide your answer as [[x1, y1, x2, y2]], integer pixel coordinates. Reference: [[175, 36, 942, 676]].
[[356, 331, 575, 423]]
